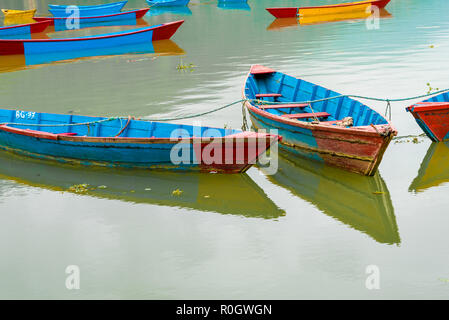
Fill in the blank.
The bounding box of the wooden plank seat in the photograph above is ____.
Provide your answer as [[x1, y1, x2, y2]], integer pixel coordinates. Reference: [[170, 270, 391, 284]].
[[258, 103, 308, 110], [282, 112, 331, 119], [255, 93, 282, 99]]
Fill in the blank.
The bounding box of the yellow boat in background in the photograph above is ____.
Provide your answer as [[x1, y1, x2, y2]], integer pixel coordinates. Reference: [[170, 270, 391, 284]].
[[2, 9, 36, 26]]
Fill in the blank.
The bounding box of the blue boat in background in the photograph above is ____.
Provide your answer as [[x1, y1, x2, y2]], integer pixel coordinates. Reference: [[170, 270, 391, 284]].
[[48, 1, 128, 17], [34, 9, 149, 32], [147, 6, 192, 17], [218, 0, 251, 11], [147, 6, 192, 16], [0, 109, 279, 173], [146, 0, 190, 7]]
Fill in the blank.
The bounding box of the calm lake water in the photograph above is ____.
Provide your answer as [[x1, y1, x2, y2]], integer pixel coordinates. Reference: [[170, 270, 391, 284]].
[[1, 0, 449, 299]]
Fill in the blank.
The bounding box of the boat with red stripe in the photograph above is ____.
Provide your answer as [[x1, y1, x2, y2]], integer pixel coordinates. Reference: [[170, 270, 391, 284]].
[[0, 20, 51, 37], [0, 20, 184, 56], [266, 0, 391, 19], [243, 65, 397, 176]]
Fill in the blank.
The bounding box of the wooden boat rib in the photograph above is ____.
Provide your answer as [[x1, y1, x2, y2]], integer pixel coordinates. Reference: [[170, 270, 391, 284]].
[[406, 93, 449, 142], [49, 1, 128, 18], [0, 109, 280, 173], [146, 0, 190, 7], [0, 20, 184, 56], [0, 20, 51, 37], [243, 65, 397, 176], [266, 0, 391, 19], [34, 9, 149, 26]]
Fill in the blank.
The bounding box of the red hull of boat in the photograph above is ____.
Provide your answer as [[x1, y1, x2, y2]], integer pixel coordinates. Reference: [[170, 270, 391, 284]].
[[406, 102, 449, 142]]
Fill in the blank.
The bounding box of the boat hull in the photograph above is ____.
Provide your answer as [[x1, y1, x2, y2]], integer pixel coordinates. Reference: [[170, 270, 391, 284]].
[[48, 1, 127, 17], [1, 9, 36, 19], [146, 0, 190, 7], [34, 9, 149, 26], [246, 105, 395, 175], [266, 0, 391, 18], [0, 110, 279, 173], [0, 20, 51, 37], [243, 65, 397, 176], [0, 21, 184, 56], [406, 103, 449, 142]]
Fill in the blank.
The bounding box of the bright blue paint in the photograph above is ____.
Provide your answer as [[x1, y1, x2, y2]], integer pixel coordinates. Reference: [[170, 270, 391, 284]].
[[53, 15, 138, 31], [24, 41, 155, 66], [23, 27, 154, 55], [49, 1, 128, 17], [146, 0, 190, 7], [0, 24, 31, 37], [246, 72, 388, 126], [147, 6, 192, 16], [0, 109, 240, 169], [217, 1, 250, 11]]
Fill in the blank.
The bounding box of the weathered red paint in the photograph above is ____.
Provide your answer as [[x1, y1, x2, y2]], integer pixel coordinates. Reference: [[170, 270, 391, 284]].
[[407, 102, 449, 142]]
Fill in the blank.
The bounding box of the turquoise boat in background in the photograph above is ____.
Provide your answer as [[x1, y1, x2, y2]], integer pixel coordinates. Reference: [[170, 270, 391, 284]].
[[146, 0, 190, 7], [48, 1, 128, 17]]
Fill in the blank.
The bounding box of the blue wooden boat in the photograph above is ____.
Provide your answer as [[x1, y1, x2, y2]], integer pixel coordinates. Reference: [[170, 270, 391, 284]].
[[147, 6, 192, 16], [48, 1, 128, 17], [243, 65, 397, 176], [0, 21, 184, 56], [0, 109, 279, 173], [34, 9, 149, 31], [218, 1, 251, 11], [146, 0, 190, 7]]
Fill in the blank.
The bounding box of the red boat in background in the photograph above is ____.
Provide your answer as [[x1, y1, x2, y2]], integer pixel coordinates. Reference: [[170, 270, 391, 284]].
[[406, 101, 449, 142], [266, 0, 391, 19]]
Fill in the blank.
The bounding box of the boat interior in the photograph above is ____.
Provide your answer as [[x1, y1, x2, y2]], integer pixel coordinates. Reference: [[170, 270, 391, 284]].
[[245, 68, 389, 127]]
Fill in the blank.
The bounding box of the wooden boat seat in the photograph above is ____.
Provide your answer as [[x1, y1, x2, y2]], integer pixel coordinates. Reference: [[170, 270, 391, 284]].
[[258, 103, 308, 110], [255, 93, 282, 99], [282, 112, 330, 119]]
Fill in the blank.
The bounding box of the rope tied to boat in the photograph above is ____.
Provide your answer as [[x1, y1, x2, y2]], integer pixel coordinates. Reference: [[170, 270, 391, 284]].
[[0, 117, 120, 128]]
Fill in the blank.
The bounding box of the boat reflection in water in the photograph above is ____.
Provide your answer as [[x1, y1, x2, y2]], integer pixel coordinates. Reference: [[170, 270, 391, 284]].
[[267, 8, 391, 30], [0, 39, 184, 73], [409, 142, 449, 193], [0, 150, 284, 219], [147, 6, 192, 16], [264, 154, 400, 244], [217, 1, 251, 11]]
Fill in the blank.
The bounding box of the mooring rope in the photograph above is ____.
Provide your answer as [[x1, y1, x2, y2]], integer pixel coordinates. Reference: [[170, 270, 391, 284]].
[[1, 89, 447, 127]]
